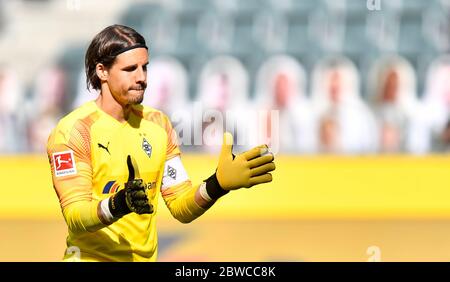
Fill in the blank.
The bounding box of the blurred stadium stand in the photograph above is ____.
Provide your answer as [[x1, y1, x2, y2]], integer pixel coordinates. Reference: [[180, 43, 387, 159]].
[[0, 0, 450, 153], [1, 0, 450, 154]]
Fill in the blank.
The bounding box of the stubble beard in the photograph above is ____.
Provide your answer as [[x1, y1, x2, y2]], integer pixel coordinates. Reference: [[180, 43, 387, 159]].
[[129, 93, 144, 105]]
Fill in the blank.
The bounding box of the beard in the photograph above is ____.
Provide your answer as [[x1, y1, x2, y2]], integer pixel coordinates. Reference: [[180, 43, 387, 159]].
[[128, 85, 146, 105], [128, 92, 144, 105]]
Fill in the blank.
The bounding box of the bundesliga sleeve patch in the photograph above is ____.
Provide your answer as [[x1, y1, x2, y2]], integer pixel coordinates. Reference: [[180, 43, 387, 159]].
[[52, 150, 77, 177]]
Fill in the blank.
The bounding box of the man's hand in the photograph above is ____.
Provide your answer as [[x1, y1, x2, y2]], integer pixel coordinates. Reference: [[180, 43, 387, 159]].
[[216, 132, 275, 190], [108, 155, 153, 218], [123, 178, 153, 214]]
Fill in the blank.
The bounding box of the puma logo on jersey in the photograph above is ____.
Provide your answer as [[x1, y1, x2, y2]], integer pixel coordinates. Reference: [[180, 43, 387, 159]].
[[98, 142, 111, 155], [142, 138, 152, 158]]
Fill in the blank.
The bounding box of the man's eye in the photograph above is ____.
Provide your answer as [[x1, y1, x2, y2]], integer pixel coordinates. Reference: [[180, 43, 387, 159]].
[[143, 65, 147, 72], [124, 66, 137, 72]]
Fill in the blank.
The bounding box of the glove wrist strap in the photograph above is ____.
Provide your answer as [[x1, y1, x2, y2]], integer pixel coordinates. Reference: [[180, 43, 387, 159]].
[[205, 173, 229, 200]]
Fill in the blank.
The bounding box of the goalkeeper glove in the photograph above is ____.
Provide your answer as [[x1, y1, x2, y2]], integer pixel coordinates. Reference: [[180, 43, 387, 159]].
[[108, 155, 153, 218], [203, 132, 276, 200]]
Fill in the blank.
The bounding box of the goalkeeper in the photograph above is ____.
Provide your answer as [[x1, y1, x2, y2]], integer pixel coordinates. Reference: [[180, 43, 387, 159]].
[[46, 24, 275, 262]]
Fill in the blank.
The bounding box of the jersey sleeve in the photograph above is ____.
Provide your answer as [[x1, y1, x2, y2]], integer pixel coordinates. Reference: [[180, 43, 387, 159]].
[[144, 109, 207, 223], [47, 119, 105, 233], [162, 113, 181, 160], [160, 155, 206, 223], [158, 114, 206, 222]]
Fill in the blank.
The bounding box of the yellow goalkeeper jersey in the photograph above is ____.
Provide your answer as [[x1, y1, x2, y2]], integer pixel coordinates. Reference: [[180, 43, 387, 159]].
[[47, 101, 181, 262]]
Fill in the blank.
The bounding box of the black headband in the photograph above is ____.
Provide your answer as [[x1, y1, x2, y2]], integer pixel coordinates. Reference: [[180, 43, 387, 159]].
[[110, 44, 148, 57]]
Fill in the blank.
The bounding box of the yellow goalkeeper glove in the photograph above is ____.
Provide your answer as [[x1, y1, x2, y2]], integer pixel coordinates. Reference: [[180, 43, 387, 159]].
[[203, 132, 276, 199]]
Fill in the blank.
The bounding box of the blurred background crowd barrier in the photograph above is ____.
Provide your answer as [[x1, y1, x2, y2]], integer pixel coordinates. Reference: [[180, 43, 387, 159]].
[[2, 0, 450, 262], [1, 0, 450, 155], [2, 154, 450, 261]]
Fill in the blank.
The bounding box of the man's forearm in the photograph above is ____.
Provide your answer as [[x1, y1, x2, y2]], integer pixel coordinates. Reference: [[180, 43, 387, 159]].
[[63, 201, 107, 234], [162, 181, 210, 223]]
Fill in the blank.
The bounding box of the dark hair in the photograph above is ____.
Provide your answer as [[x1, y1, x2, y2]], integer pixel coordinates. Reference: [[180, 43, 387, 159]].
[[85, 24, 147, 90]]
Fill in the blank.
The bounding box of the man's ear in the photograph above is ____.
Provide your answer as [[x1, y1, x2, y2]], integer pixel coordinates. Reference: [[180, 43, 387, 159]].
[[95, 63, 109, 82]]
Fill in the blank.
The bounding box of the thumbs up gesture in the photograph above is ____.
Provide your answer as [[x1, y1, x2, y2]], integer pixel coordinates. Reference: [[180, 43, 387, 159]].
[[108, 155, 153, 218], [216, 132, 276, 191], [123, 155, 153, 214]]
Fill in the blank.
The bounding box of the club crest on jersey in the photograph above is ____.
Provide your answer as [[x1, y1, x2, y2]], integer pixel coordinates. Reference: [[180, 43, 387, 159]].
[[142, 137, 152, 158], [52, 150, 77, 177], [167, 165, 177, 180]]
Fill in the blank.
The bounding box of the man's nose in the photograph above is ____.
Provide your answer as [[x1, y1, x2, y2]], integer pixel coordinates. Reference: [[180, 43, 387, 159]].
[[136, 67, 146, 84]]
